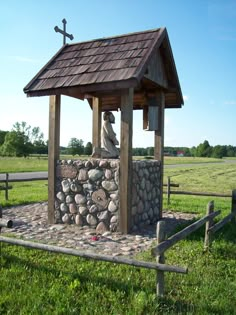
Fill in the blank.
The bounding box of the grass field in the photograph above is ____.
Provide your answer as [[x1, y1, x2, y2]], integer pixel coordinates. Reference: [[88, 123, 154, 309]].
[[0, 157, 236, 314]]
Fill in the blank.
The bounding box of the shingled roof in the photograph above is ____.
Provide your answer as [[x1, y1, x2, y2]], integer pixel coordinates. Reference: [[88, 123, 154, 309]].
[[24, 28, 183, 110]]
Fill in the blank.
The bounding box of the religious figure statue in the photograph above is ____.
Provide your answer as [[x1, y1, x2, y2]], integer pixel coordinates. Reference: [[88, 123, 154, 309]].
[[92, 111, 119, 158]]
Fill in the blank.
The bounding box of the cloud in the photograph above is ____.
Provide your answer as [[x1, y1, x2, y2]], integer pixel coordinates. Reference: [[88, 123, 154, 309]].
[[223, 100, 236, 105], [183, 95, 189, 102], [7, 55, 40, 63]]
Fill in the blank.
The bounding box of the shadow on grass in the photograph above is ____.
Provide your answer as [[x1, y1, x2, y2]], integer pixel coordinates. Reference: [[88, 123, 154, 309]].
[[0, 248, 196, 314]]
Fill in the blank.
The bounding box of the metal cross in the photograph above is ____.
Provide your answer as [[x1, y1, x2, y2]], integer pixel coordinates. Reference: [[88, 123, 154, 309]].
[[54, 18, 74, 45]]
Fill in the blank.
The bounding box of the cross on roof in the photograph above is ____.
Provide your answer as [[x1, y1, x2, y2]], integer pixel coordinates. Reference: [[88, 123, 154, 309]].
[[54, 18, 74, 45]]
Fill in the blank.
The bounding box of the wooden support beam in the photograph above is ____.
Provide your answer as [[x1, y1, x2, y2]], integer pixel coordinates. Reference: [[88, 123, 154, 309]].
[[204, 201, 214, 251], [154, 91, 165, 218], [120, 88, 133, 233], [156, 221, 166, 296], [48, 95, 61, 224], [92, 97, 102, 154]]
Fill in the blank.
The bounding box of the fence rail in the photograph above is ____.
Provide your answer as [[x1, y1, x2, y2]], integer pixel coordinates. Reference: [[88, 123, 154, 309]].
[[165, 176, 232, 204]]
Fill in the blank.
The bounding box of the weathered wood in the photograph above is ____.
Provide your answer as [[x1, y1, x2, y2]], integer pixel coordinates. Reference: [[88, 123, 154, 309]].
[[231, 190, 236, 224], [154, 91, 165, 218], [152, 210, 221, 256], [169, 190, 231, 198], [0, 219, 13, 228], [5, 173, 9, 200], [167, 176, 171, 205], [143, 106, 148, 130], [204, 201, 214, 251], [208, 210, 236, 234], [120, 88, 133, 233], [92, 97, 102, 155], [48, 95, 61, 224], [0, 236, 187, 273], [156, 221, 166, 296]]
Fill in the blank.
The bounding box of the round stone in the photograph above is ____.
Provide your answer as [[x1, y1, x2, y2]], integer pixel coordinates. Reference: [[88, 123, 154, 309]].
[[75, 194, 86, 205], [69, 203, 77, 214], [96, 222, 109, 234], [79, 206, 88, 216], [102, 180, 117, 191], [99, 160, 108, 168], [105, 169, 113, 180], [86, 214, 97, 226], [66, 195, 74, 203], [97, 210, 109, 221], [60, 203, 68, 213], [62, 213, 70, 223], [70, 183, 82, 193], [88, 169, 103, 182], [78, 169, 88, 181], [75, 214, 83, 226], [110, 215, 117, 223], [56, 191, 65, 202], [89, 204, 98, 214], [108, 200, 118, 212], [62, 179, 70, 193]]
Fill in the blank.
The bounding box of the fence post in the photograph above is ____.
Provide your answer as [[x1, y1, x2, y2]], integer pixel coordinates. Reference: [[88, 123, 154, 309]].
[[5, 173, 9, 201], [167, 177, 171, 205], [156, 220, 166, 297], [204, 201, 214, 251], [231, 190, 236, 224]]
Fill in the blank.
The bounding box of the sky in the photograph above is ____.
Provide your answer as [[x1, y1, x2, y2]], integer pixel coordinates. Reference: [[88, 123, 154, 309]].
[[0, 0, 236, 148]]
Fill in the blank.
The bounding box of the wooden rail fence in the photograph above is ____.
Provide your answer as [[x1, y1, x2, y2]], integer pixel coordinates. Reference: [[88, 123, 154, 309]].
[[165, 176, 232, 205], [1, 190, 235, 297]]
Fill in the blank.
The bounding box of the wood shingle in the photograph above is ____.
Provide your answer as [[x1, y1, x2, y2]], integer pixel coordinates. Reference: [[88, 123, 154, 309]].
[[24, 28, 183, 110]]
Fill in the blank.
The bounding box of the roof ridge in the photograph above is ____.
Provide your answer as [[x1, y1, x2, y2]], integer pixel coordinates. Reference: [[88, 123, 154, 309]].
[[66, 28, 162, 47]]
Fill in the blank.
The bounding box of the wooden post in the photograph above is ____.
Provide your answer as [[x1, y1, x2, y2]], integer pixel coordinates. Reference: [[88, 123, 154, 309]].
[[204, 201, 214, 251], [154, 90, 165, 218], [92, 97, 102, 156], [156, 220, 166, 297], [5, 173, 9, 201], [167, 176, 171, 205], [231, 190, 236, 224], [48, 95, 61, 224], [120, 88, 133, 233]]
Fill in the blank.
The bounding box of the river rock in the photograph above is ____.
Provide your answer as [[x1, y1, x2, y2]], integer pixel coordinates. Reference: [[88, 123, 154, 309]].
[[66, 195, 74, 203], [62, 213, 70, 223], [108, 200, 118, 212], [96, 222, 109, 234], [102, 180, 117, 191], [79, 206, 88, 216], [110, 215, 117, 223], [78, 169, 88, 181], [75, 194, 86, 205], [89, 204, 98, 214], [97, 210, 109, 221], [75, 214, 83, 226], [60, 203, 68, 213], [105, 169, 113, 180], [99, 160, 108, 168], [86, 214, 97, 226], [69, 203, 77, 214], [62, 179, 70, 193], [88, 169, 103, 181], [56, 191, 65, 202]]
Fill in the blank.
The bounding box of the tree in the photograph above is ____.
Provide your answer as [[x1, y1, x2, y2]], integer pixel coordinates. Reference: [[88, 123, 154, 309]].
[[0, 131, 32, 157], [196, 140, 212, 157], [0, 130, 7, 146], [68, 138, 84, 156], [84, 142, 92, 155]]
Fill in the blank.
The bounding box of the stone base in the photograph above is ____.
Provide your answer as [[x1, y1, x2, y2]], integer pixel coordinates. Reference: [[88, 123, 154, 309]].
[[55, 159, 161, 233]]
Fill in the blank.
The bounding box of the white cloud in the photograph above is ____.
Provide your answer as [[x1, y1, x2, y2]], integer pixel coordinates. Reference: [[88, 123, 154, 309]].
[[183, 95, 189, 102], [223, 100, 236, 105], [7, 55, 41, 63]]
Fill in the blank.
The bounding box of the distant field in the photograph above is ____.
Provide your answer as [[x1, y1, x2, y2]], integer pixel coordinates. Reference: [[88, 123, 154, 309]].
[[0, 156, 224, 173]]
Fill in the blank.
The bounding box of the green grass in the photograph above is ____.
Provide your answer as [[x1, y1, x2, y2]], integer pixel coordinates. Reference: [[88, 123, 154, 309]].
[[1, 222, 236, 314], [1, 157, 236, 314]]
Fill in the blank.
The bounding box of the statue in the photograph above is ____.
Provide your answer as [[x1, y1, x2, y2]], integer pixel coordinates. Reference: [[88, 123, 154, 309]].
[[92, 111, 119, 158]]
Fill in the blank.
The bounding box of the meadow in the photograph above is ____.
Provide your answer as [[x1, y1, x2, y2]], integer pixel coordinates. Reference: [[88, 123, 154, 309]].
[[0, 157, 236, 314]]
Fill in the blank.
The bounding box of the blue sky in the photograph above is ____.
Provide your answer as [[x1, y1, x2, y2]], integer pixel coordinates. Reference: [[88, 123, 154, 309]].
[[1, 0, 236, 148]]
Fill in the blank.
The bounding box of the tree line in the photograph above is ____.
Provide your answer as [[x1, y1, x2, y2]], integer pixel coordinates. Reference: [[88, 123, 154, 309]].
[[0, 122, 235, 158]]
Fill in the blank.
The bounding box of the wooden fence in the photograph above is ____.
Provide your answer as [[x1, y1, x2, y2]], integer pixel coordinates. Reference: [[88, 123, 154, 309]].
[[0, 173, 47, 200], [165, 176, 232, 205], [1, 190, 235, 297]]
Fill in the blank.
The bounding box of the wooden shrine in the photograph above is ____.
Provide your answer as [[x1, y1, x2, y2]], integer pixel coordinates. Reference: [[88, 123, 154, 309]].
[[24, 28, 183, 233]]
